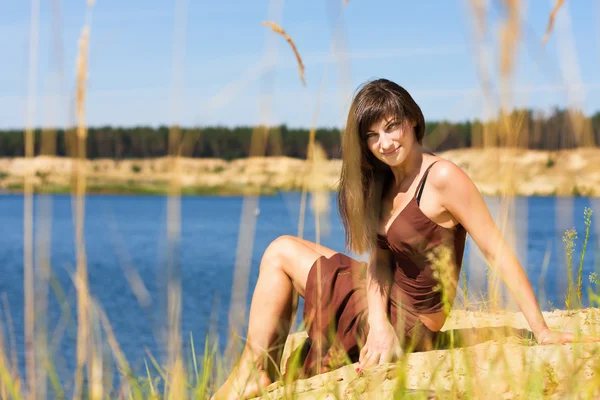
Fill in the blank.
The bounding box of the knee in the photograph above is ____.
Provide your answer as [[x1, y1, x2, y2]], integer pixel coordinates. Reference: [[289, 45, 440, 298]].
[[262, 235, 297, 270]]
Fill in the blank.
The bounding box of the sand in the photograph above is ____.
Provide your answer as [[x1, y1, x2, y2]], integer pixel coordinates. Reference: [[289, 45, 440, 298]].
[[1, 148, 600, 196], [254, 308, 600, 399]]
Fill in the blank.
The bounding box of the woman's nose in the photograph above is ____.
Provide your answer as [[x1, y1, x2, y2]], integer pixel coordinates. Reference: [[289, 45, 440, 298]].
[[380, 132, 394, 149]]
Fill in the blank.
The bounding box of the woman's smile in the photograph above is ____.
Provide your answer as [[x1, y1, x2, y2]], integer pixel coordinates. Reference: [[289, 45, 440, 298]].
[[381, 146, 400, 157]]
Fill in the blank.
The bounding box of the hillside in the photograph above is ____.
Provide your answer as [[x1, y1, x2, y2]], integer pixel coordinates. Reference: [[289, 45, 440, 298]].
[[0, 148, 599, 196]]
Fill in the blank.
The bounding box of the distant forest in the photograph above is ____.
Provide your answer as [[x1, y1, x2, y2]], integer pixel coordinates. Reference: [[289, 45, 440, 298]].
[[1, 108, 599, 160]]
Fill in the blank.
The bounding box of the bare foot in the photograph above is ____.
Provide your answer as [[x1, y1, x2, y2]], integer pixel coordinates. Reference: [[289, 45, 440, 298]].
[[211, 368, 272, 400]]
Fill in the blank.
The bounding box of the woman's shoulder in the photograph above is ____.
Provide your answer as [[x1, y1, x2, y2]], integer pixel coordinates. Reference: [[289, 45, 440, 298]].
[[425, 156, 473, 192]]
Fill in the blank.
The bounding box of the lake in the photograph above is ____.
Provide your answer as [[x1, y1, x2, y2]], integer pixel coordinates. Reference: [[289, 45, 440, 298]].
[[0, 193, 598, 376]]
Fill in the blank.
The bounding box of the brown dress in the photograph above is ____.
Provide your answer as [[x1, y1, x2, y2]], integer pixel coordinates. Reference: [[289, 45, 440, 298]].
[[287, 161, 467, 379]]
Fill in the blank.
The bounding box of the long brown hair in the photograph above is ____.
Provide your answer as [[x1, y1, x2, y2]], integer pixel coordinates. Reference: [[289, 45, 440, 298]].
[[337, 78, 425, 254]]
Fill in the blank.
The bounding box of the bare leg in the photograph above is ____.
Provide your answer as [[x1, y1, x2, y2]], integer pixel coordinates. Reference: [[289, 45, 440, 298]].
[[211, 235, 337, 400]]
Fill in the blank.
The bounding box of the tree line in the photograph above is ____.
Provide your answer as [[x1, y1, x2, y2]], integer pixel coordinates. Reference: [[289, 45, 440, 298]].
[[1, 108, 598, 160]]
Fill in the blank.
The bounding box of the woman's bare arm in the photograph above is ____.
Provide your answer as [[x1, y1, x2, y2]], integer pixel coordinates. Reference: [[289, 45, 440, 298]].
[[430, 161, 551, 337], [359, 245, 402, 368], [366, 246, 393, 325]]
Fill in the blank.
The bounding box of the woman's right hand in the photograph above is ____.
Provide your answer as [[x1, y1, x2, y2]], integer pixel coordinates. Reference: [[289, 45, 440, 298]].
[[358, 319, 403, 369]]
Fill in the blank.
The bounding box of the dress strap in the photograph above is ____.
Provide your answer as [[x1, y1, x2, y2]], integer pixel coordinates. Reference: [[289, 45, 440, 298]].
[[415, 161, 439, 205]]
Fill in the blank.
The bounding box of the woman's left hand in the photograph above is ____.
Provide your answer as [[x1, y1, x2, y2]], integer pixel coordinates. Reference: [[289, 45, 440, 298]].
[[536, 327, 600, 344], [536, 328, 574, 344]]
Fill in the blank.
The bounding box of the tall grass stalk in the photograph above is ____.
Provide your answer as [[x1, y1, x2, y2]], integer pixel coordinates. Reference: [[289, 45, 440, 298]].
[[428, 245, 459, 349], [576, 207, 593, 306], [36, 3, 64, 393], [72, 20, 94, 399], [196, 337, 218, 399], [164, 0, 189, 397], [144, 360, 156, 397], [0, 301, 20, 398], [562, 228, 577, 310], [428, 245, 458, 317], [23, 0, 41, 397], [461, 268, 469, 309]]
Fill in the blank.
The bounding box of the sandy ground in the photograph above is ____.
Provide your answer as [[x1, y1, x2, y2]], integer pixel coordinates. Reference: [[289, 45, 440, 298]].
[[1, 147, 599, 196], [254, 308, 600, 399]]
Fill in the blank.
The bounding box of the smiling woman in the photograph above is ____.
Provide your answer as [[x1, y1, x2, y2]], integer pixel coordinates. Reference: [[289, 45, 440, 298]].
[[338, 79, 428, 253], [211, 78, 596, 400], [366, 118, 413, 158]]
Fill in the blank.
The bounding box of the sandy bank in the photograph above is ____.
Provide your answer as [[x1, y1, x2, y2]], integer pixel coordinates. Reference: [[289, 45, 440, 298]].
[[259, 308, 600, 399], [0, 148, 599, 196]]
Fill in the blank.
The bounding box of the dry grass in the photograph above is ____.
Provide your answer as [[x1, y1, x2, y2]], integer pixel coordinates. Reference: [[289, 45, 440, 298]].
[[543, 0, 565, 44], [261, 21, 306, 87], [73, 16, 94, 400], [23, 0, 41, 398], [2, 1, 600, 399]]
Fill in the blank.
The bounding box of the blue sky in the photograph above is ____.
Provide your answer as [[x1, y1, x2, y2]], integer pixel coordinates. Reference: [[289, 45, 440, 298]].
[[1, 0, 599, 129]]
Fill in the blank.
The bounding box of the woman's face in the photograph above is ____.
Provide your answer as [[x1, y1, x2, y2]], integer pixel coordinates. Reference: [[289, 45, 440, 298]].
[[365, 116, 416, 167]]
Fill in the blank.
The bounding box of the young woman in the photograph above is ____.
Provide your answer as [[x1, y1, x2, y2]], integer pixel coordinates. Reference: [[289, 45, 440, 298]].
[[212, 78, 581, 399]]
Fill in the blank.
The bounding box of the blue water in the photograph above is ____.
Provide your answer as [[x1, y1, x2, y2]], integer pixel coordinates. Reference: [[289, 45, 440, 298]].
[[0, 193, 599, 381]]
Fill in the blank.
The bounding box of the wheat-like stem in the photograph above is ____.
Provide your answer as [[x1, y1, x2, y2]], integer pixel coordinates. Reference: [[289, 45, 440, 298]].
[[261, 21, 306, 86], [542, 0, 565, 44], [576, 208, 593, 306], [23, 0, 40, 397], [562, 228, 578, 310], [72, 18, 94, 399]]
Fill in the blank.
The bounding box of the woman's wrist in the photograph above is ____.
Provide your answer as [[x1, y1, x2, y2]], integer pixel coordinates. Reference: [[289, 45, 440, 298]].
[[533, 325, 551, 340], [367, 312, 390, 326], [524, 307, 549, 339]]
